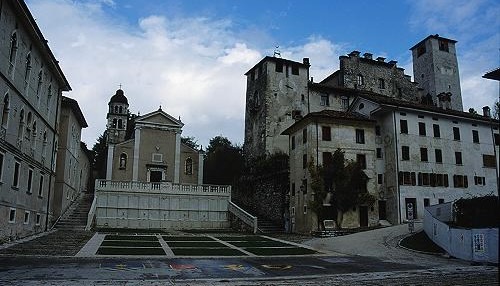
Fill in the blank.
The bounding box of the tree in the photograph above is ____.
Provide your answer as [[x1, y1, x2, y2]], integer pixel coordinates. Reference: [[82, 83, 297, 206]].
[[92, 131, 108, 179], [493, 101, 500, 119], [309, 148, 375, 229], [181, 136, 199, 150], [203, 136, 244, 185], [468, 108, 478, 115]]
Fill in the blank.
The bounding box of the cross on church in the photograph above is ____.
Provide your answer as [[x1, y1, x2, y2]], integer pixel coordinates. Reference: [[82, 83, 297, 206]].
[[119, 83, 122, 89]]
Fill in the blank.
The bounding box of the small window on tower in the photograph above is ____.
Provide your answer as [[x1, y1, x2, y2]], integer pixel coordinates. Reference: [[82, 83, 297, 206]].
[[439, 40, 449, 52], [417, 44, 426, 57]]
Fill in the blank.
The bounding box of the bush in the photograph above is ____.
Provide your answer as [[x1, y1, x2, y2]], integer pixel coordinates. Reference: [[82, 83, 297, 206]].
[[453, 195, 499, 228]]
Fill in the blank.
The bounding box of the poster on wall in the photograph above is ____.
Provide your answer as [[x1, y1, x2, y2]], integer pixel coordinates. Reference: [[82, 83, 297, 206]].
[[473, 233, 485, 253]]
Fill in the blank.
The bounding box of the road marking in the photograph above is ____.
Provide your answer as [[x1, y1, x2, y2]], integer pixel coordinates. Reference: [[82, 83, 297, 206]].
[[261, 264, 293, 270]]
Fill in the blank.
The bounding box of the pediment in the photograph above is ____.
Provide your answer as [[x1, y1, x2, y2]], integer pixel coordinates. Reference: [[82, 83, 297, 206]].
[[135, 109, 184, 128]]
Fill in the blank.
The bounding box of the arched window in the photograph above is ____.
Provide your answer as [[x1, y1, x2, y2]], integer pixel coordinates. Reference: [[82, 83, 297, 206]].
[[9, 31, 18, 63], [18, 109, 25, 139], [112, 118, 117, 128], [2, 94, 9, 128], [36, 70, 43, 95], [185, 157, 193, 175], [119, 153, 127, 169], [114, 106, 118, 113], [119, 106, 123, 114], [26, 112, 32, 139], [357, 74, 364, 86], [118, 119, 123, 129], [32, 121, 37, 149], [24, 53, 31, 82]]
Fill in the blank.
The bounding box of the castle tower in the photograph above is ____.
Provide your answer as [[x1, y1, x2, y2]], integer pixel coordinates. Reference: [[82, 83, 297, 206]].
[[243, 56, 310, 158], [410, 35, 463, 111], [106, 89, 129, 144]]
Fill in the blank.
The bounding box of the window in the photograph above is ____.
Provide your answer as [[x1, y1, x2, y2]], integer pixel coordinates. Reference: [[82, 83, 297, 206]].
[[275, 60, 283, 72], [420, 148, 428, 162], [27, 168, 33, 194], [375, 125, 381, 136], [119, 153, 127, 169], [400, 120, 408, 134], [320, 94, 329, 106], [291, 64, 299, 75], [118, 119, 123, 129], [341, 96, 349, 110], [433, 124, 440, 138], [36, 213, 41, 225], [438, 199, 445, 204], [418, 122, 426, 136], [303, 205, 307, 214], [453, 175, 468, 188], [291, 183, 295, 196], [152, 153, 163, 163], [2, 94, 9, 128], [424, 198, 430, 207], [112, 118, 117, 128], [418, 172, 448, 187], [483, 154, 496, 168], [376, 148, 383, 159], [438, 40, 449, 52], [302, 128, 307, 143], [322, 126, 331, 141], [435, 149, 442, 163], [9, 32, 18, 64], [378, 78, 385, 89], [323, 152, 332, 167], [291, 136, 295, 150], [9, 208, 16, 223], [24, 53, 32, 83], [495, 134, 500, 146], [377, 174, 383, 184], [455, 152, 462, 165], [417, 44, 426, 57], [38, 173, 44, 197], [302, 179, 307, 194], [472, 130, 479, 143], [402, 146, 410, 160], [302, 154, 307, 169], [356, 154, 366, 169], [355, 129, 365, 144], [453, 127, 460, 140], [185, 158, 193, 175], [474, 176, 486, 186], [357, 74, 364, 86], [398, 171, 416, 186], [13, 161, 20, 188], [24, 211, 30, 224], [36, 70, 43, 96], [358, 103, 365, 110]]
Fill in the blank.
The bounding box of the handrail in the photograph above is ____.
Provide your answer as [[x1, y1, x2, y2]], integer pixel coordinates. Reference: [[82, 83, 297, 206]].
[[95, 179, 231, 195], [85, 196, 97, 231], [228, 201, 258, 234]]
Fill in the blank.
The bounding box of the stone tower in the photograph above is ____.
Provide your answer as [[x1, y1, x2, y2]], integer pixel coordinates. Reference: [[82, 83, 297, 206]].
[[410, 34, 463, 111], [243, 56, 310, 159], [106, 89, 129, 144]]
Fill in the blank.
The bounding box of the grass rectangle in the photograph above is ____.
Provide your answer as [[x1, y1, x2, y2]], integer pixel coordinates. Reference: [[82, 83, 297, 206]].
[[244, 247, 317, 256], [216, 236, 271, 242], [162, 236, 215, 241], [105, 235, 158, 241], [230, 240, 291, 248], [97, 247, 165, 255], [170, 247, 245, 256], [101, 240, 161, 247], [166, 241, 225, 248]]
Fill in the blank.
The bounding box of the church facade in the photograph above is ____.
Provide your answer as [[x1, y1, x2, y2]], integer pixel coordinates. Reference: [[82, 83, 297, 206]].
[[105, 89, 203, 185]]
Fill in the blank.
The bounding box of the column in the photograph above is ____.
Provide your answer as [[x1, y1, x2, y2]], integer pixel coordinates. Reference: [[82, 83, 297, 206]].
[[132, 128, 141, 181], [174, 132, 181, 183], [198, 152, 204, 185], [106, 144, 114, 180]]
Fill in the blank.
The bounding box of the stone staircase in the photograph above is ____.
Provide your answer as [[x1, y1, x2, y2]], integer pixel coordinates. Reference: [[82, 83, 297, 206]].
[[0, 193, 95, 256], [257, 217, 284, 234], [54, 192, 94, 231]]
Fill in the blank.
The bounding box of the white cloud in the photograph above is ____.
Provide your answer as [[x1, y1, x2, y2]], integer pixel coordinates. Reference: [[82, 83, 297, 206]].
[[27, 0, 346, 148]]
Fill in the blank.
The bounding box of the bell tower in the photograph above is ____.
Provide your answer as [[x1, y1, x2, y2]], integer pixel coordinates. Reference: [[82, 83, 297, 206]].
[[106, 89, 129, 144]]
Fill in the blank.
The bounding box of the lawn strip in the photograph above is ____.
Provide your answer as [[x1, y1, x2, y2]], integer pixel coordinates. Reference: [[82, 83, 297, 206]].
[[100, 240, 161, 247], [97, 247, 166, 256], [215, 236, 272, 242], [105, 235, 158, 241], [244, 247, 317, 256], [230, 240, 291, 248], [166, 241, 226, 248], [162, 236, 215, 242], [170, 247, 245, 256]]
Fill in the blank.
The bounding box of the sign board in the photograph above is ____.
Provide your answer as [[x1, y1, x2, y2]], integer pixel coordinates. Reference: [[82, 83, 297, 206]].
[[407, 203, 414, 233]]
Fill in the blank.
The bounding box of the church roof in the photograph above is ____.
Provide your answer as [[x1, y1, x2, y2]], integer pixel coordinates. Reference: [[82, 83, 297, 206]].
[[109, 89, 129, 105]]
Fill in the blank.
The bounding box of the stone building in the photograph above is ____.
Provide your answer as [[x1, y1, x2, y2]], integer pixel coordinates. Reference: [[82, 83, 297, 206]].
[[0, 0, 71, 241], [53, 96, 89, 222], [244, 35, 499, 231], [411, 34, 463, 111], [105, 89, 203, 184], [282, 110, 379, 232]]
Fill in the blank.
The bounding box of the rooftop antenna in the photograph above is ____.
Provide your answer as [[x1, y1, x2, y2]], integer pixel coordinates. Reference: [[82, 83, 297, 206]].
[[273, 46, 281, 58]]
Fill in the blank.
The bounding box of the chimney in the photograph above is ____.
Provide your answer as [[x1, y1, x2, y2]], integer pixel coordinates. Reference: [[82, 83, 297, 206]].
[[310, 77, 314, 83], [376, 57, 386, 62], [437, 92, 452, 110], [388, 60, 397, 66], [482, 106, 491, 117], [349, 50, 361, 57], [363, 53, 373, 59], [303, 57, 310, 66]]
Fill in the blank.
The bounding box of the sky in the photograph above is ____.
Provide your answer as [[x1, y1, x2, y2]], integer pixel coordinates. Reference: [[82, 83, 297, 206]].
[[25, 0, 500, 148]]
